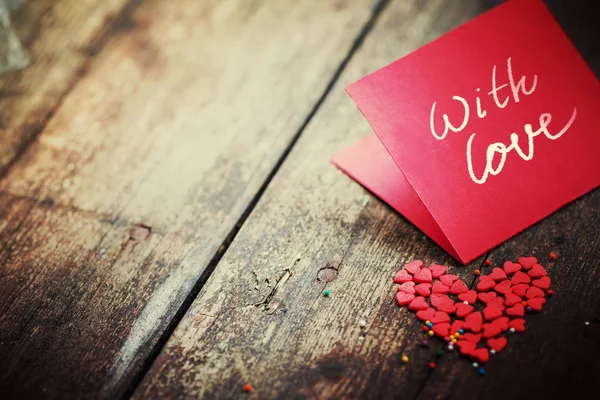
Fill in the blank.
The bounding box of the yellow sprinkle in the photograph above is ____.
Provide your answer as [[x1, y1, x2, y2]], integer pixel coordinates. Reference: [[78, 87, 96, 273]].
[[425, 320, 431, 325], [428, 330, 434, 337], [402, 355, 409, 363], [452, 337, 458, 343]]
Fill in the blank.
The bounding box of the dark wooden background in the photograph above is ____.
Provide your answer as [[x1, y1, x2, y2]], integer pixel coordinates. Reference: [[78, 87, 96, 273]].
[[0, 0, 598, 399]]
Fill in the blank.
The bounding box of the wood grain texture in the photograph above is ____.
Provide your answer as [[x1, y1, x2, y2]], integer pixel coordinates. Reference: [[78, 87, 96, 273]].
[[0, 0, 135, 174], [132, 1, 493, 399], [0, 0, 378, 398]]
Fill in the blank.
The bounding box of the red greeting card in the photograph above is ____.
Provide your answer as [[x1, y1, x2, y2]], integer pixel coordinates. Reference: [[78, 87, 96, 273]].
[[332, 0, 600, 264]]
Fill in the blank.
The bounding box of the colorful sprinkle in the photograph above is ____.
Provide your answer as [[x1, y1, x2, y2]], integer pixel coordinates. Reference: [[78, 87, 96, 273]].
[[402, 355, 409, 363], [427, 323, 433, 328], [458, 329, 465, 334], [422, 340, 429, 347], [422, 326, 429, 332], [474, 269, 481, 276], [323, 289, 330, 297], [478, 368, 485, 376], [547, 289, 553, 295], [429, 362, 436, 369], [509, 327, 516, 333], [447, 344, 454, 351], [436, 349, 443, 358], [428, 330, 434, 337], [472, 362, 479, 368], [485, 260, 491, 266], [244, 384, 252, 392], [549, 253, 557, 260], [359, 319, 367, 327]]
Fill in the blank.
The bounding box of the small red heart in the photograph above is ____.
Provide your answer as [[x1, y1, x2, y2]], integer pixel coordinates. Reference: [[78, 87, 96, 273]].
[[464, 312, 483, 333], [432, 323, 451, 337], [526, 286, 545, 299], [518, 256, 538, 270], [396, 292, 415, 306], [429, 264, 447, 278], [415, 283, 432, 297], [439, 274, 458, 287], [487, 337, 507, 352], [408, 296, 429, 311], [504, 293, 522, 306], [487, 296, 505, 310], [494, 279, 512, 295], [455, 303, 474, 318], [451, 319, 465, 334], [394, 269, 413, 283], [430, 293, 451, 308], [511, 284, 530, 297], [437, 301, 457, 314], [431, 311, 451, 324], [457, 340, 476, 355], [416, 307, 436, 321], [403, 260, 423, 275], [482, 323, 502, 338], [476, 276, 495, 292], [527, 297, 546, 312], [488, 267, 507, 282], [492, 316, 509, 331], [506, 303, 525, 317], [463, 332, 482, 343], [450, 280, 469, 295], [511, 271, 531, 285], [473, 347, 490, 363], [458, 290, 477, 305], [527, 264, 547, 278], [477, 292, 497, 303], [483, 305, 503, 321], [432, 281, 450, 294], [503, 261, 522, 275], [398, 281, 416, 294], [532, 276, 551, 290], [509, 318, 526, 332], [414, 268, 432, 284]]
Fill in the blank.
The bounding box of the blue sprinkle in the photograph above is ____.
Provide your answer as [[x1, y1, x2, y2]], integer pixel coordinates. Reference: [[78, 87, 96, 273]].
[[478, 368, 485, 376], [427, 323, 433, 328], [458, 329, 465, 334]]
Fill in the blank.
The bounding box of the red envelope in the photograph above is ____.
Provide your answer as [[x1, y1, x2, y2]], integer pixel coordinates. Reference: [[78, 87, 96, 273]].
[[332, 0, 600, 264]]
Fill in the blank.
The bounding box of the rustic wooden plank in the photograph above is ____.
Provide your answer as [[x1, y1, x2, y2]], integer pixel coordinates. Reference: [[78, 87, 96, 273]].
[[0, 0, 137, 174], [0, 0, 379, 397], [131, 1, 493, 398]]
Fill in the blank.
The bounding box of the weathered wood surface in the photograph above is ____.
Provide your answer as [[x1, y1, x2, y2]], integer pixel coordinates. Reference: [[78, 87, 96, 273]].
[[0, 0, 378, 398], [133, 1, 498, 399], [0, 0, 136, 175]]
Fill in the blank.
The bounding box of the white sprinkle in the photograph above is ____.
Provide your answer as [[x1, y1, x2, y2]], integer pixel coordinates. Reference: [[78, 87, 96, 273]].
[[447, 344, 454, 351], [585, 321, 590, 326], [358, 336, 365, 342], [490, 349, 496, 355], [359, 319, 367, 328], [472, 362, 479, 368], [509, 328, 516, 333], [463, 301, 469, 305]]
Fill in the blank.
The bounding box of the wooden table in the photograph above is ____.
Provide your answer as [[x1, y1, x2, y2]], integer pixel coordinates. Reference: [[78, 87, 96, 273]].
[[1, 0, 599, 398]]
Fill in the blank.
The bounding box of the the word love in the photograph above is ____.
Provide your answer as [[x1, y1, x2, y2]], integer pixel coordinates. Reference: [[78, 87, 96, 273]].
[[429, 57, 577, 185]]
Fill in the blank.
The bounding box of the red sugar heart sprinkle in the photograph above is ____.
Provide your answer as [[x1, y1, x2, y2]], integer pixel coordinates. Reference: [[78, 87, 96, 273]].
[[394, 269, 413, 283], [477, 292, 497, 303], [473, 348, 490, 363], [450, 280, 469, 295], [398, 281, 416, 294], [487, 337, 507, 352], [487, 296, 505, 310], [483, 305, 503, 321], [488, 267, 507, 282], [511, 284, 530, 297], [415, 283, 432, 297], [463, 332, 482, 343], [439, 274, 458, 287], [532, 276, 551, 290], [482, 323, 502, 338], [458, 290, 477, 305], [476, 276, 495, 292], [455, 303, 474, 318], [457, 340, 476, 355], [527, 297, 546, 312], [504, 293, 522, 307], [432, 281, 450, 294], [403, 260, 423, 275], [527, 264, 547, 278], [494, 280, 512, 295], [518, 256, 538, 270], [429, 264, 447, 278], [430, 293, 451, 308], [464, 312, 483, 333], [451, 319, 465, 334], [506, 303, 525, 317], [431, 311, 451, 324], [414, 268, 433, 283], [508, 318, 526, 332], [416, 307, 436, 321], [432, 323, 451, 337], [396, 292, 415, 306], [437, 301, 457, 314], [503, 261, 521, 275], [408, 296, 429, 311], [511, 271, 531, 285], [492, 316, 510, 332], [526, 286, 545, 299]]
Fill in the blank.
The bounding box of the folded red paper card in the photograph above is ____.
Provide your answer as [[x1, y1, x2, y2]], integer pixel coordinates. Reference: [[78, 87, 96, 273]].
[[332, 0, 600, 264]]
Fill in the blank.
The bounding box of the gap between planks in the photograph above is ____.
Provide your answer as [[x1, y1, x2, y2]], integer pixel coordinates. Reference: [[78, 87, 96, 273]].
[[119, 0, 393, 398]]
